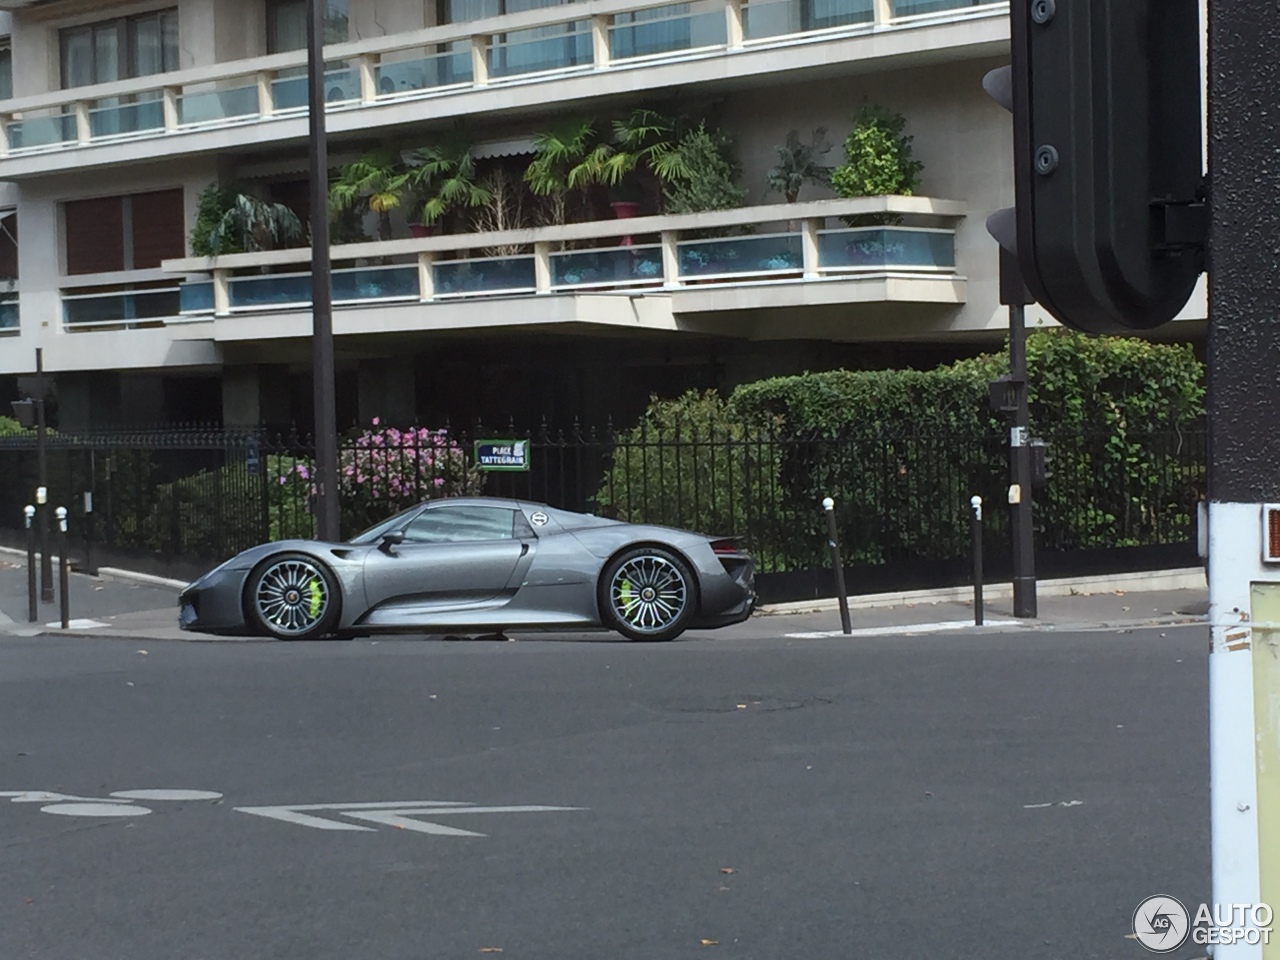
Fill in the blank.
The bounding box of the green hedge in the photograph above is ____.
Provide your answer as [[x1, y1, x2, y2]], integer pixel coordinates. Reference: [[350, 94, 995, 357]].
[[596, 331, 1206, 571]]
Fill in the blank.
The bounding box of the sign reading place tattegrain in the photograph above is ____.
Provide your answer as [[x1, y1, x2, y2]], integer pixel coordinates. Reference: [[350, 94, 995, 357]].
[[474, 440, 530, 472]]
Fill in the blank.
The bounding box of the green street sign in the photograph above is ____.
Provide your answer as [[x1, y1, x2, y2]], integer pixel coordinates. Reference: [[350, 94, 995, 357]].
[[474, 439, 530, 472]]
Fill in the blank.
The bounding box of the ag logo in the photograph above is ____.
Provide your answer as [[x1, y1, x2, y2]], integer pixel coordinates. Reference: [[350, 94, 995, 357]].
[[1133, 895, 1190, 953]]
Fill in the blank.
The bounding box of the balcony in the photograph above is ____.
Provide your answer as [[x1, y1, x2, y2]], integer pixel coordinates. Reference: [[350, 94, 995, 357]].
[[0, 0, 1007, 176], [42, 196, 969, 339]]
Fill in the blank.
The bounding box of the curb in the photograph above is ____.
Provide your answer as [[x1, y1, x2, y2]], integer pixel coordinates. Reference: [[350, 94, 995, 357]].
[[757, 567, 1207, 616], [0, 546, 187, 591]]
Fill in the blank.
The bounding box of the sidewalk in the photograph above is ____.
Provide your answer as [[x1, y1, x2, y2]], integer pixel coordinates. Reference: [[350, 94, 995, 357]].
[[0, 556, 1208, 643]]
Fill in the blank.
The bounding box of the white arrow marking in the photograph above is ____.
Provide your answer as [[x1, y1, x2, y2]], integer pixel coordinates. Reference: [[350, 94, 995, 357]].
[[342, 811, 487, 836], [234, 801, 472, 832], [234, 801, 585, 834]]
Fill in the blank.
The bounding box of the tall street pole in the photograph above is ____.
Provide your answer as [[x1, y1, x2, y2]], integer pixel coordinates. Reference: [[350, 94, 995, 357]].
[[1206, 2, 1280, 953], [307, 0, 340, 542], [35, 347, 51, 603], [999, 248, 1036, 619]]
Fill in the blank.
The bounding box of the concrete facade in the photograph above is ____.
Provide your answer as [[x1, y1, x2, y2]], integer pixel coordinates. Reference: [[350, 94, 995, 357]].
[[0, 0, 1206, 428]]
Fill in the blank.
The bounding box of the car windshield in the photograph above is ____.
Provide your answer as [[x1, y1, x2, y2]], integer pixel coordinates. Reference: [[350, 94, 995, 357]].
[[346, 504, 424, 544]]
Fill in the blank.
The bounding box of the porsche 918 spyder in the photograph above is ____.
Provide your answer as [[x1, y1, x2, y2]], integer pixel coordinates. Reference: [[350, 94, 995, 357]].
[[178, 497, 756, 642]]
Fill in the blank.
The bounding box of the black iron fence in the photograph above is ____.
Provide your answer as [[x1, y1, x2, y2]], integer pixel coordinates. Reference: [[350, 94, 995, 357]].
[[0, 421, 1205, 601]]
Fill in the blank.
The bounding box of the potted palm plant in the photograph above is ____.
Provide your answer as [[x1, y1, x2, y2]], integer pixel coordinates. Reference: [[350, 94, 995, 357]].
[[328, 147, 412, 242]]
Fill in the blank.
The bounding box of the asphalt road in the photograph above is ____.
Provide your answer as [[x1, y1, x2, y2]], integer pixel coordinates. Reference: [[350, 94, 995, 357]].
[[0, 625, 1208, 960]]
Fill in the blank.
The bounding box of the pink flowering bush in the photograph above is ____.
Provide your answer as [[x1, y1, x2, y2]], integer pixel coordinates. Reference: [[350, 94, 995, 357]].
[[338, 420, 485, 531]]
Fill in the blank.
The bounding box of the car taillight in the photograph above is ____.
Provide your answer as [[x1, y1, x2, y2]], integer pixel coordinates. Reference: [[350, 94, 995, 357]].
[[710, 538, 742, 556]]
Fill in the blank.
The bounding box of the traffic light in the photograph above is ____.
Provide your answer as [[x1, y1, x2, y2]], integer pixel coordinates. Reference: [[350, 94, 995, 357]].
[[984, 0, 1206, 334]]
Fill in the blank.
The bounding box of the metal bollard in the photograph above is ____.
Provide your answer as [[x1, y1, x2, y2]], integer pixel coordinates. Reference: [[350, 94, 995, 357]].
[[56, 506, 69, 630], [24, 505, 36, 623], [970, 495, 984, 626], [823, 497, 852, 636]]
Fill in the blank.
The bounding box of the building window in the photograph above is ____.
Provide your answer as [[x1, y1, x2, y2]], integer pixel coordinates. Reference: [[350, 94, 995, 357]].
[[267, 0, 349, 53], [0, 42, 12, 101], [0, 208, 17, 331], [59, 9, 179, 89], [64, 189, 184, 275]]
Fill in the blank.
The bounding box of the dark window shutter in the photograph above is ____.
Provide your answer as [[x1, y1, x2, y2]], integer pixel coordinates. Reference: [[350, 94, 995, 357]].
[[130, 189, 185, 268], [65, 197, 124, 274], [0, 211, 16, 281]]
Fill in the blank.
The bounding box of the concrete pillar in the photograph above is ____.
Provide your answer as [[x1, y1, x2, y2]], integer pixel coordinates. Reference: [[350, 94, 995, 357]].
[[119, 374, 166, 426], [221, 366, 262, 428], [53, 372, 121, 431], [222, 364, 294, 429]]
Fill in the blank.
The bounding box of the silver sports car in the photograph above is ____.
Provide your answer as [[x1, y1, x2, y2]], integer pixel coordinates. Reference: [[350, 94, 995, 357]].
[[178, 497, 756, 642]]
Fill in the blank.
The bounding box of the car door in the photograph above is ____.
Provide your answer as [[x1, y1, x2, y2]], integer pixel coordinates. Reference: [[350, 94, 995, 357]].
[[360, 503, 531, 615]]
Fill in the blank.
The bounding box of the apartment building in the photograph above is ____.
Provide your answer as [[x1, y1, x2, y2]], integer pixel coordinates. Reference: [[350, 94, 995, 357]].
[[0, 0, 1207, 431]]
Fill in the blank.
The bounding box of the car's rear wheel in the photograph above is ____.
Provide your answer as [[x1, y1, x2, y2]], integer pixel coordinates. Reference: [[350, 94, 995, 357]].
[[599, 547, 696, 642], [245, 553, 340, 641]]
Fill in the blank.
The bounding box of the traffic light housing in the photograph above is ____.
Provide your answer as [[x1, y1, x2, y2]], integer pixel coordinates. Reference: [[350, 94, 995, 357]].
[[985, 0, 1206, 334]]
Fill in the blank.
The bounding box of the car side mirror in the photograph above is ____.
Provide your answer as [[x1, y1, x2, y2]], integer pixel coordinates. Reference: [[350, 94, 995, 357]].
[[379, 530, 405, 554]]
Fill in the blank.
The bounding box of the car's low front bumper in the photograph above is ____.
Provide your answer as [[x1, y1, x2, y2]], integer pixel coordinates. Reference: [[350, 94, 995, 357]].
[[177, 564, 253, 635]]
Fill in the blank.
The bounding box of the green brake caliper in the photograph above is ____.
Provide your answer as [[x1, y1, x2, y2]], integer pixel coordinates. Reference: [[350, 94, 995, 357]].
[[307, 579, 324, 619], [619, 579, 635, 620]]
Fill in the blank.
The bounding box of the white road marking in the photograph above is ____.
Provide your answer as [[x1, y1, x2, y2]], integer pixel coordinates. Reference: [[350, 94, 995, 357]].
[[43, 619, 111, 630], [342, 811, 487, 836], [110, 790, 223, 801], [1024, 800, 1085, 809], [7, 791, 111, 803], [234, 800, 586, 835], [786, 620, 1021, 639], [41, 802, 151, 817]]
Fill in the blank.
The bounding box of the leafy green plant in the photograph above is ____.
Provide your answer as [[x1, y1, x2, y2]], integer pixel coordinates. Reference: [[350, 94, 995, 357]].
[[329, 147, 412, 241], [830, 105, 924, 225], [524, 118, 613, 225], [193, 190, 304, 256], [663, 125, 745, 215], [404, 137, 491, 229], [190, 184, 243, 257], [765, 128, 834, 203], [593, 390, 782, 546]]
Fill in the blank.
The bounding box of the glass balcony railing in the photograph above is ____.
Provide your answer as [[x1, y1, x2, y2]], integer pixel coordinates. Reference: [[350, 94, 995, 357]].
[[817, 227, 955, 270], [179, 280, 215, 315], [332, 266, 419, 303], [742, 0, 873, 39], [486, 25, 593, 79], [435, 255, 537, 297], [375, 51, 474, 95], [678, 233, 803, 278], [609, 6, 728, 60], [178, 85, 259, 126], [270, 64, 360, 112], [891, 0, 993, 17], [88, 98, 165, 138], [162, 215, 958, 326], [62, 287, 182, 326], [551, 245, 664, 289], [1, 0, 1006, 159], [227, 272, 311, 310], [6, 114, 77, 151]]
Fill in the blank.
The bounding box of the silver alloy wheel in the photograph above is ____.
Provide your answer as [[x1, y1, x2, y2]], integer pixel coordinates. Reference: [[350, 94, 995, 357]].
[[609, 554, 688, 635], [254, 558, 331, 637]]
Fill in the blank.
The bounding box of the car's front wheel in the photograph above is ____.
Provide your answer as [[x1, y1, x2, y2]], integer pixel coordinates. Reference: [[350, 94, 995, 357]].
[[244, 553, 341, 641], [599, 547, 696, 642]]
